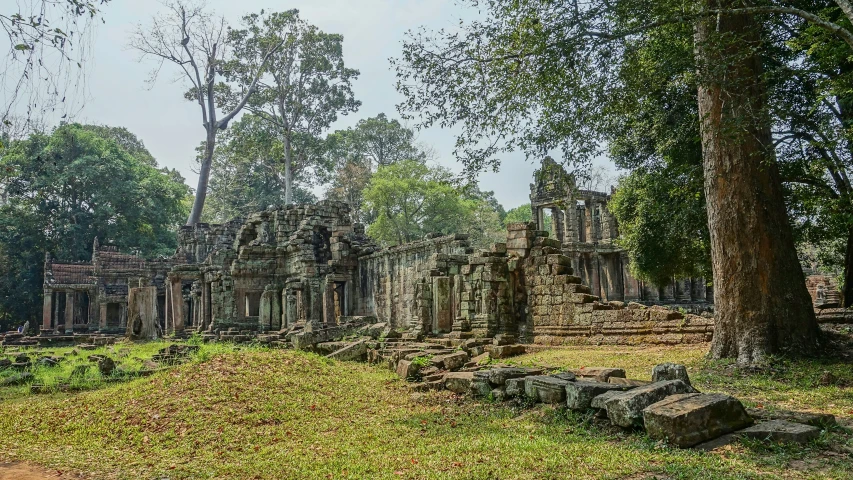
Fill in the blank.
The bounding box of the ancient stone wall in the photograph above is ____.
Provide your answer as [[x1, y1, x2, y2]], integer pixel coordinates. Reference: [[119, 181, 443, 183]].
[[354, 234, 470, 332]]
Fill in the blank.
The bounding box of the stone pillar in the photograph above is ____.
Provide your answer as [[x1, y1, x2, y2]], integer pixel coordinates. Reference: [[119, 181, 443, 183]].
[[171, 279, 184, 334], [42, 289, 53, 330], [660, 280, 676, 303], [99, 303, 107, 330], [284, 288, 297, 329], [432, 276, 452, 334], [64, 291, 75, 334], [201, 282, 211, 331], [564, 203, 578, 245]]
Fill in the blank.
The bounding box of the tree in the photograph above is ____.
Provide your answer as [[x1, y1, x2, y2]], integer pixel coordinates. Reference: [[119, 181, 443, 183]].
[[2, 1, 111, 126], [504, 203, 550, 229], [129, 1, 283, 225], [201, 114, 323, 222], [0, 123, 189, 330], [364, 160, 467, 245], [227, 9, 359, 205], [324, 113, 430, 224], [393, 1, 853, 362], [609, 167, 710, 286]]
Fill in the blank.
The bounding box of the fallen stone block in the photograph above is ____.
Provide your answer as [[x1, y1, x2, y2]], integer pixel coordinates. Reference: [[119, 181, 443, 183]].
[[505, 377, 526, 397], [431, 351, 469, 371], [488, 367, 537, 386], [0, 358, 10, 369], [643, 393, 753, 447], [471, 372, 492, 397], [98, 357, 116, 376], [325, 339, 367, 362], [566, 380, 631, 410], [608, 377, 651, 387], [746, 408, 836, 428], [0, 372, 33, 386], [486, 344, 526, 359], [491, 387, 507, 402], [396, 359, 419, 380], [525, 375, 572, 403], [444, 372, 474, 394], [591, 389, 626, 410], [652, 363, 691, 386], [574, 367, 626, 383], [738, 420, 821, 444], [604, 379, 696, 428]]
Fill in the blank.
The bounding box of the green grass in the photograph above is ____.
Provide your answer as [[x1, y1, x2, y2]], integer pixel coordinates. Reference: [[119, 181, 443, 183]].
[[0, 345, 850, 479], [0, 340, 252, 400]]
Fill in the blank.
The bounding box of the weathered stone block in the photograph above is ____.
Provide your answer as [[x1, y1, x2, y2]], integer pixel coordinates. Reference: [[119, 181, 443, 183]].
[[444, 372, 475, 394], [485, 344, 526, 359], [504, 377, 526, 397], [565, 380, 630, 410], [488, 367, 534, 386], [608, 377, 651, 387], [652, 363, 691, 386], [470, 375, 493, 397], [574, 367, 626, 383], [524, 375, 571, 403], [643, 393, 753, 447], [431, 351, 469, 371], [604, 379, 696, 427], [746, 408, 835, 428], [738, 420, 821, 444], [396, 359, 419, 380]]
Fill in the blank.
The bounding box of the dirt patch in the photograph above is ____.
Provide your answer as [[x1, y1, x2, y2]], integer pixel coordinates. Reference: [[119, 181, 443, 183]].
[[0, 462, 74, 479]]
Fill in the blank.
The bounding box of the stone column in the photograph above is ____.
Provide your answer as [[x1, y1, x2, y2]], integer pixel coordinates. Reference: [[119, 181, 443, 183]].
[[564, 203, 578, 245], [171, 279, 184, 334], [42, 289, 53, 330], [64, 291, 75, 334], [99, 303, 107, 330]]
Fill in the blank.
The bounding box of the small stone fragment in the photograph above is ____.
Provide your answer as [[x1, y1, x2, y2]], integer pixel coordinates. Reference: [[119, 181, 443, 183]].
[[444, 372, 474, 394], [652, 363, 691, 386], [98, 357, 116, 376]]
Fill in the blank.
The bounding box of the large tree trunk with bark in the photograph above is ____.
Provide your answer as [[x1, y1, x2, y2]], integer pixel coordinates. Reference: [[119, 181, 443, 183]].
[[187, 130, 216, 225], [696, 2, 820, 364]]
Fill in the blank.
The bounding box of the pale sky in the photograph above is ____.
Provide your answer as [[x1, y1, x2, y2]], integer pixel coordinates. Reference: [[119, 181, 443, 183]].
[[6, 0, 617, 211]]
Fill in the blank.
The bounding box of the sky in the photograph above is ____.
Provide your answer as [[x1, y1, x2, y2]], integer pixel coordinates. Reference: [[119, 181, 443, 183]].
[[6, 0, 618, 211]]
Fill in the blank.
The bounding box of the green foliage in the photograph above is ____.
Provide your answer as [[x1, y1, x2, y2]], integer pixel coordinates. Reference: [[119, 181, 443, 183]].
[[363, 160, 505, 247], [201, 114, 322, 223], [504, 203, 551, 232], [410, 355, 432, 368], [324, 113, 428, 224], [0, 123, 189, 329], [609, 167, 710, 286], [226, 9, 360, 203]]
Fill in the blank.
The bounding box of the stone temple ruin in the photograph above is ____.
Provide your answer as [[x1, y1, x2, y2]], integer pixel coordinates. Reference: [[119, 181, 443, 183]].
[[38, 158, 719, 347]]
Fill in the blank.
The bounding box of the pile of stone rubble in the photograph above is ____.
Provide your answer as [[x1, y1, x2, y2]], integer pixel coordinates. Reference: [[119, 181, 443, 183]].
[[340, 333, 836, 449]]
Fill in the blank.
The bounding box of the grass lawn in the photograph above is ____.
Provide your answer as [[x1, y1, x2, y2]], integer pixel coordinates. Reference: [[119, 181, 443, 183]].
[[0, 342, 850, 479]]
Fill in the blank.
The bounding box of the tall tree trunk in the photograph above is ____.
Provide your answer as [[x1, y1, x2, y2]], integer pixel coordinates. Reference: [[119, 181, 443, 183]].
[[696, 2, 820, 364], [843, 227, 853, 307], [284, 133, 293, 205], [187, 130, 216, 225]]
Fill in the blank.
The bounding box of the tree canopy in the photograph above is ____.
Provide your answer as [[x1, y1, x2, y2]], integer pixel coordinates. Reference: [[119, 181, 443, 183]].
[[363, 160, 504, 248], [0, 123, 189, 330]]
